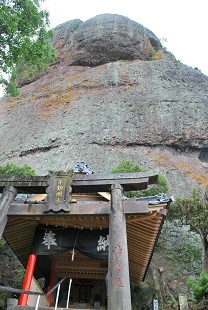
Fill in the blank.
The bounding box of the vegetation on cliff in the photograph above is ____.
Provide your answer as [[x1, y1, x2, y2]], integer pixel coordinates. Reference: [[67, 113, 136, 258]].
[[111, 159, 168, 197], [0, 163, 36, 176], [166, 188, 208, 309], [188, 270, 208, 302], [168, 189, 208, 273]]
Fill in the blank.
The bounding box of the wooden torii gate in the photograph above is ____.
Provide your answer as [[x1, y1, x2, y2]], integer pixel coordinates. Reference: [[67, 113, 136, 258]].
[[0, 171, 171, 310]]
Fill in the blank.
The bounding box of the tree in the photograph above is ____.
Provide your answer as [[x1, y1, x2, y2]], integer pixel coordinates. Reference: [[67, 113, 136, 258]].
[[0, 163, 36, 176], [111, 159, 168, 197], [168, 189, 208, 273], [0, 0, 56, 96]]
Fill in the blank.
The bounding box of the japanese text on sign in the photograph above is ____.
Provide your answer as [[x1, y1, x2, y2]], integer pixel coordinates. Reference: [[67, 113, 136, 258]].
[[55, 179, 64, 203]]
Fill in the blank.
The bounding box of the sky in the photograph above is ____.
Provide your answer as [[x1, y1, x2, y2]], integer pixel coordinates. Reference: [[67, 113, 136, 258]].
[[0, 0, 207, 97]]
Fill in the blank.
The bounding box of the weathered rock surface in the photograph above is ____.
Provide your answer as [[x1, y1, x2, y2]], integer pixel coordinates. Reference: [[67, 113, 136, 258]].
[[0, 14, 208, 197], [50, 14, 172, 68], [62, 14, 165, 66]]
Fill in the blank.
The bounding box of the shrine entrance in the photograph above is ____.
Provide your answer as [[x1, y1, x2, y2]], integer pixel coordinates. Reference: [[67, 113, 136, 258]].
[[50, 248, 108, 308], [56, 277, 106, 308], [0, 167, 172, 310], [35, 249, 108, 308], [74, 279, 93, 304]]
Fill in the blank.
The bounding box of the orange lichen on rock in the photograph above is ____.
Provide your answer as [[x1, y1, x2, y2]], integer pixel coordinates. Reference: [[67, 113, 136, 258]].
[[175, 163, 208, 186], [152, 154, 168, 165], [124, 76, 135, 86], [36, 86, 77, 119], [79, 80, 99, 88], [151, 51, 163, 61], [152, 154, 208, 186]]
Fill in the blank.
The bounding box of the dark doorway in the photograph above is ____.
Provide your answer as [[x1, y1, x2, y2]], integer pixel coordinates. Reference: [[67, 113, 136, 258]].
[[75, 279, 93, 303]]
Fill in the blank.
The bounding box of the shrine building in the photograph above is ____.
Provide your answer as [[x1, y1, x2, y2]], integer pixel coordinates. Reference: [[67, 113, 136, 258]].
[[0, 164, 172, 310]]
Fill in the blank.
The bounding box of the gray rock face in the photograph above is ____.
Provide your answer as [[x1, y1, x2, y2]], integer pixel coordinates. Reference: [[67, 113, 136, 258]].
[[0, 14, 208, 197]]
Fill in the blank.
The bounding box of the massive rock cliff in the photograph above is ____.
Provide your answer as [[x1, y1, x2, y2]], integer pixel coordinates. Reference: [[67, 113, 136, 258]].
[[0, 14, 208, 197]]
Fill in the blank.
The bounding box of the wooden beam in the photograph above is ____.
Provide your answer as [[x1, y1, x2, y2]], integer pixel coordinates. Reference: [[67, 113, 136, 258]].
[[7, 202, 110, 215], [56, 272, 106, 280], [7, 199, 150, 216], [0, 171, 158, 193], [55, 266, 108, 280], [72, 176, 150, 193]]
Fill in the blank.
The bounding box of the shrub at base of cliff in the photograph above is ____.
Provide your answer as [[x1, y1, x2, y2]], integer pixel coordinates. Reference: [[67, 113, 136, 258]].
[[188, 271, 208, 310], [111, 159, 168, 198], [188, 271, 208, 301], [0, 163, 36, 176]]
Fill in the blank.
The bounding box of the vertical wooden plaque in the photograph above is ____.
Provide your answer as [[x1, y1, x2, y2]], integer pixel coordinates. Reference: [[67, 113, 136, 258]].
[[45, 170, 73, 212]]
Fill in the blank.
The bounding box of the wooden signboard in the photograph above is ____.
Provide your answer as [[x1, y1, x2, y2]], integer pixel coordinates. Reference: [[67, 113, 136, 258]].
[[45, 170, 73, 212]]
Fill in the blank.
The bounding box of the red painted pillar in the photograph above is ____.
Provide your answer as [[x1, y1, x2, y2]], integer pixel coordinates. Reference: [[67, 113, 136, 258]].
[[18, 254, 37, 306], [47, 258, 57, 306]]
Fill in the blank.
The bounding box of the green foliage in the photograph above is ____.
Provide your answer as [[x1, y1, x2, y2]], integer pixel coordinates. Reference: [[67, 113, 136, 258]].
[[155, 221, 202, 283], [168, 189, 208, 234], [0, 0, 56, 96], [146, 47, 156, 61], [140, 175, 168, 197], [111, 159, 168, 197], [111, 159, 145, 174], [0, 238, 5, 248], [160, 37, 168, 43], [16, 268, 25, 289], [168, 190, 208, 273], [169, 241, 201, 271], [162, 231, 201, 273], [0, 163, 36, 176], [188, 271, 208, 301], [0, 292, 7, 310], [131, 283, 155, 310]]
